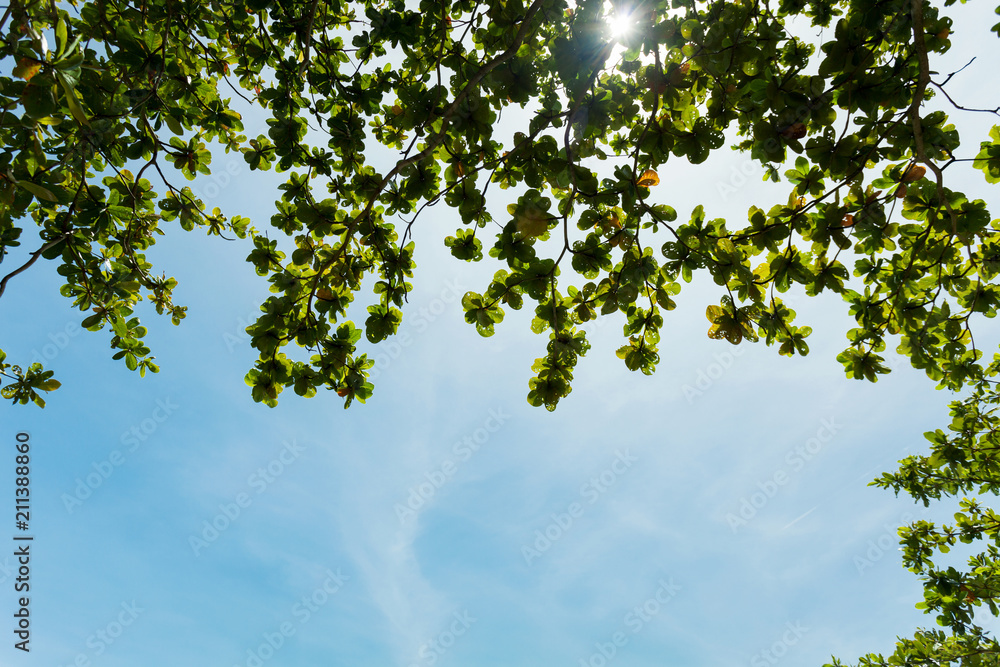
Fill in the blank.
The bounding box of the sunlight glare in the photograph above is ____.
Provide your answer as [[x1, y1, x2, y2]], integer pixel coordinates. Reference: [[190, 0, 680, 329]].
[[605, 1, 635, 39], [608, 10, 634, 38]]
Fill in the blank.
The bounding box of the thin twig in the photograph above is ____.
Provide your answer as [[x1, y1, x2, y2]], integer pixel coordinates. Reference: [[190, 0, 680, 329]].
[[929, 80, 1000, 117]]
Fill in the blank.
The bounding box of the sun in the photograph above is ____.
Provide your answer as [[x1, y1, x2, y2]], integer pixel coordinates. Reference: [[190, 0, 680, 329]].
[[608, 10, 635, 38]]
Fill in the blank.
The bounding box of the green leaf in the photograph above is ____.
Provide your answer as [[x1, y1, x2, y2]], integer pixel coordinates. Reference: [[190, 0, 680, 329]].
[[55, 17, 68, 57], [17, 181, 57, 201], [56, 72, 90, 127]]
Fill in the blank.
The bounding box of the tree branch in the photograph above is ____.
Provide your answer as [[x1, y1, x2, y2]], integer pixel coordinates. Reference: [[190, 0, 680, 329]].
[[0, 233, 71, 299], [298, 0, 320, 76], [909, 0, 959, 235], [305, 0, 550, 319]]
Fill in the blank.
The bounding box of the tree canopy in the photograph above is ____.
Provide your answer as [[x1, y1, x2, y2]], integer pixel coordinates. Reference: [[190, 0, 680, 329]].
[[2, 0, 1000, 663]]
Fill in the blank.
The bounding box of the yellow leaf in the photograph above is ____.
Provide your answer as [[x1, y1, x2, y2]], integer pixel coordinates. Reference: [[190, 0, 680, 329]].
[[636, 169, 660, 187], [12, 58, 41, 81], [902, 165, 926, 182]]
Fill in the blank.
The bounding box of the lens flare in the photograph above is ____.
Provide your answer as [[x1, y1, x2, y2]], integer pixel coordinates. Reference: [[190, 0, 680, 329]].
[[608, 10, 634, 37]]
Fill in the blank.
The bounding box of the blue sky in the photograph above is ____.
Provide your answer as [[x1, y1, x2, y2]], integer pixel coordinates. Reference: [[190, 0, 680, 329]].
[[2, 3, 1000, 666]]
